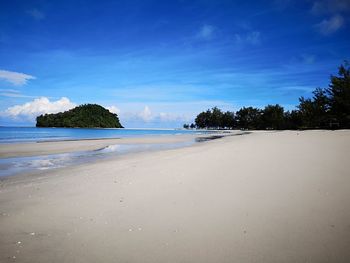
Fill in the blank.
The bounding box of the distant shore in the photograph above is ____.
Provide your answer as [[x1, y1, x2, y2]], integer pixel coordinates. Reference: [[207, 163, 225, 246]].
[[0, 130, 349, 262]]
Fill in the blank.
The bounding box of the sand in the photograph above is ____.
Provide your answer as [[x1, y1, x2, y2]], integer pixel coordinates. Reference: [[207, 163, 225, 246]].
[[0, 130, 349, 262]]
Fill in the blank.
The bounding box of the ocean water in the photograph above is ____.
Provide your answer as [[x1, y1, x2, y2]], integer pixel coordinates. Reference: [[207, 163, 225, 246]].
[[0, 127, 204, 144], [0, 127, 211, 177], [0, 140, 196, 177]]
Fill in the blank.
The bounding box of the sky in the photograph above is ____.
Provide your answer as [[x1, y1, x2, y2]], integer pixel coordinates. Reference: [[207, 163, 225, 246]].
[[0, 0, 349, 128]]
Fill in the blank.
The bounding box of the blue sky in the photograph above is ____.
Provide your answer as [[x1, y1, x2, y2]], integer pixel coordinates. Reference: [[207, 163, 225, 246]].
[[0, 0, 349, 127]]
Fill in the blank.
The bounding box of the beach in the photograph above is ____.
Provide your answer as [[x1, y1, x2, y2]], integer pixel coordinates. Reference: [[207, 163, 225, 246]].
[[0, 130, 349, 262]]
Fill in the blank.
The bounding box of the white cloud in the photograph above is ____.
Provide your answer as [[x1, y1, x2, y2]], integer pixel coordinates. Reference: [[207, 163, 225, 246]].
[[106, 105, 121, 114], [235, 31, 261, 45], [27, 8, 45, 20], [158, 112, 191, 122], [117, 105, 194, 127], [2, 97, 76, 121], [315, 14, 344, 35], [196, 25, 215, 40], [0, 70, 36, 86], [139, 106, 153, 122], [159, 112, 176, 122]]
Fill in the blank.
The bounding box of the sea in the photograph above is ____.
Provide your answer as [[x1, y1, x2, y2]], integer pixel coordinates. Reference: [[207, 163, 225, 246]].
[[0, 127, 203, 144], [0, 127, 209, 177]]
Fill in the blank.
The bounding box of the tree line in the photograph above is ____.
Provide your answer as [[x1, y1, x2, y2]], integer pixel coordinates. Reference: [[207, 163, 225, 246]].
[[184, 62, 350, 130]]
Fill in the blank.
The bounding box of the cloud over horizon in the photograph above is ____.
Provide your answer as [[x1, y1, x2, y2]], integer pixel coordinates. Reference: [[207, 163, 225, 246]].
[[2, 97, 76, 121], [1, 99, 193, 127], [115, 105, 195, 128], [139, 106, 152, 122], [106, 105, 121, 115]]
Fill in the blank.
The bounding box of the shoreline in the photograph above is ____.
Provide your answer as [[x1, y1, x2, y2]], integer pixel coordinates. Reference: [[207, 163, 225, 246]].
[[0, 133, 211, 158], [0, 131, 244, 159], [0, 132, 243, 178], [0, 126, 211, 145]]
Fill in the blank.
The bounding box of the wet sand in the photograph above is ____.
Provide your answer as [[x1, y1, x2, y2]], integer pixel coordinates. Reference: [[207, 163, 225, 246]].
[[0, 133, 211, 158], [0, 130, 349, 262]]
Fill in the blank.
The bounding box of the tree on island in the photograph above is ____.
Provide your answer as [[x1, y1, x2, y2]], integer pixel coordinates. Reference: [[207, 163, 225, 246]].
[[186, 62, 350, 130], [36, 104, 123, 128]]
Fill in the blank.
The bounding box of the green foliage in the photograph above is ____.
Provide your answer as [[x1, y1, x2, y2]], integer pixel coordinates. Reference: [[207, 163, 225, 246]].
[[195, 110, 211, 129], [222, 111, 235, 129], [36, 104, 123, 128], [195, 107, 235, 129], [188, 62, 350, 130], [183, 123, 197, 129], [298, 97, 316, 128], [326, 61, 350, 128], [261, 104, 285, 129], [235, 107, 261, 129], [297, 88, 330, 128], [284, 110, 302, 129]]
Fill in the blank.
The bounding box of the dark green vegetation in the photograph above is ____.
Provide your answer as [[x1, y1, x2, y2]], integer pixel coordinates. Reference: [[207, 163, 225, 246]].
[[184, 62, 350, 130], [36, 104, 123, 128]]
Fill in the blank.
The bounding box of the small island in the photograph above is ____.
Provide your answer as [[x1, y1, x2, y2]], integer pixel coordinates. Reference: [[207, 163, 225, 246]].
[[36, 104, 123, 128]]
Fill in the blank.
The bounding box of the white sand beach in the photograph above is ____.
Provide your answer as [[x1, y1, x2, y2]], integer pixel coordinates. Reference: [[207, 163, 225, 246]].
[[0, 130, 349, 262]]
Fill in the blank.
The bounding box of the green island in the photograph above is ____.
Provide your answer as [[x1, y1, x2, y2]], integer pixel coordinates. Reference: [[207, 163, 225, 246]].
[[36, 104, 123, 128]]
